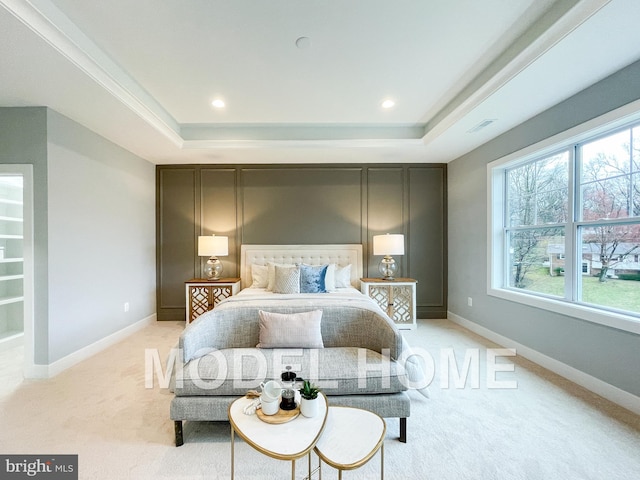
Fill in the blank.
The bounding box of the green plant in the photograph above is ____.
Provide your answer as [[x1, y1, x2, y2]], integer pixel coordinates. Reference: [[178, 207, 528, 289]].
[[617, 273, 640, 281], [299, 380, 320, 400]]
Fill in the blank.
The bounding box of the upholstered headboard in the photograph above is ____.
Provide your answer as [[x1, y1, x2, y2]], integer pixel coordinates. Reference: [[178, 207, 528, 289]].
[[240, 244, 363, 289]]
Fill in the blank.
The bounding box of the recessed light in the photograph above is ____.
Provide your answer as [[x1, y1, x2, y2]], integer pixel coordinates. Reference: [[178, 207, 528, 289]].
[[211, 99, 225, 109], [381, 99, 395, 109]]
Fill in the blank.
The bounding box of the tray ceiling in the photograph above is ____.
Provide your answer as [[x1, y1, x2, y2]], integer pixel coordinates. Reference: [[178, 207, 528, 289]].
[[1, 0, 639, 164]]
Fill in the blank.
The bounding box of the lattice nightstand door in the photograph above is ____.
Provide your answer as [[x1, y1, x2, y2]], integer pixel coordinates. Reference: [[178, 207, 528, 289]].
[[185, 278, 241, 324], [360, 278, 417, 329]]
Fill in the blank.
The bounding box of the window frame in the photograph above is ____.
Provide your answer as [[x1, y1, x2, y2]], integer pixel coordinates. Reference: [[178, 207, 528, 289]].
[[488, 99, 640, 335]]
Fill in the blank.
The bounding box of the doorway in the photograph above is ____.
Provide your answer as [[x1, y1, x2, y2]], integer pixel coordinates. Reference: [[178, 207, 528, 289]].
[[0, 165, 34, 378]]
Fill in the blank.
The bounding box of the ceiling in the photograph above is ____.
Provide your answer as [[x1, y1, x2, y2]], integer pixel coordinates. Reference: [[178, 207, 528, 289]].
[[1, 0, 640, 165]]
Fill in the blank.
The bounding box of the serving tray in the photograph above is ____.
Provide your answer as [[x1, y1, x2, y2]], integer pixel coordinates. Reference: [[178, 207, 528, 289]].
[[256, 404, 300, 424]]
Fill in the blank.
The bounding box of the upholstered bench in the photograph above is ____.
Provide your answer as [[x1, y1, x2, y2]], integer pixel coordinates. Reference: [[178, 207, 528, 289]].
[[170, 299, 426, 446]]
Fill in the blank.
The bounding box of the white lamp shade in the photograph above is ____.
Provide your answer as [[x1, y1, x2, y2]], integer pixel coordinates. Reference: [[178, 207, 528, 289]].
[[373, 234, 404, 256], [198, 235, 229, 256]]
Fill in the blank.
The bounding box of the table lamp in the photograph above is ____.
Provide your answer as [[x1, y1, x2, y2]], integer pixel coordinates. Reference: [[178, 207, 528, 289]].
[[373, 233, 404, 280], [198, 234, 228, 280]]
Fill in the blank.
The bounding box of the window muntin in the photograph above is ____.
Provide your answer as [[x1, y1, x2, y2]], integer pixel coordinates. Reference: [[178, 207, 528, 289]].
[[633, 126, 640, 172]]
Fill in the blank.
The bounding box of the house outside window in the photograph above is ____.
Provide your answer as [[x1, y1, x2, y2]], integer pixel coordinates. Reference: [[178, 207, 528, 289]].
[[489, 106, 640, 333]]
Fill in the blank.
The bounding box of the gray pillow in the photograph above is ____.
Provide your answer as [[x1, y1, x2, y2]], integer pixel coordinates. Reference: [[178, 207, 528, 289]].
[[273, 264, 301, 294]]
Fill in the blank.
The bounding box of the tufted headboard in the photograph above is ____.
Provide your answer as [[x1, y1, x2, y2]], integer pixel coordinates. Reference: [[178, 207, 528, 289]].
[[240, 244, 363, 289]]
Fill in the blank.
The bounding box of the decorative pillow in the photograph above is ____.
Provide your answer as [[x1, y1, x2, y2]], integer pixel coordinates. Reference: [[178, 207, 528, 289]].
[[272, 264, 301, 294], [267, 262, 296, 291], [300, 264, 328, 293], [257, 310, 324, 348], [251, 264, 268, 288], [334, 264, 352, 288], [324, 263, 336, 291]]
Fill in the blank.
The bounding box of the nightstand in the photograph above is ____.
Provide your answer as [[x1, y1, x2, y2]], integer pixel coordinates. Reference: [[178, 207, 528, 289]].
[[185, 278, 241, 324], [360, 278, 417, 330]]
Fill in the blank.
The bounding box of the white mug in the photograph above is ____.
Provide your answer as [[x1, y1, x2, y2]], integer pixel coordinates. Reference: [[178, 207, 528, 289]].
[[260, 397, 279, 415], [259, 380, 282, 403]]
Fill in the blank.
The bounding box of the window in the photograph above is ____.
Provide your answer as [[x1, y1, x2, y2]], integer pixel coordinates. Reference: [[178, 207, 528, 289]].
[[504, 152, 569, 296], [489, 106, 640, 334]]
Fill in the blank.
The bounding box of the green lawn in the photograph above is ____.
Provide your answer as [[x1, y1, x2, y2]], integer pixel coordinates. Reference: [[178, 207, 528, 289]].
[[518, 267, 640, 314]]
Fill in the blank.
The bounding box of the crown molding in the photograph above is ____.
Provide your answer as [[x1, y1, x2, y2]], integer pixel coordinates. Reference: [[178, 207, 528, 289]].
[[182, 138, 425, 150], [0, 0, 183, 147], [422, 0, 611, 145], [0, 0, 433, 153]]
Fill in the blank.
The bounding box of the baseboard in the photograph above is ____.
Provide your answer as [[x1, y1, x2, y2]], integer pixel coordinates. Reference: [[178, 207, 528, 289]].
[[447, 311, 640, 416], [25, 314, 157, 379]]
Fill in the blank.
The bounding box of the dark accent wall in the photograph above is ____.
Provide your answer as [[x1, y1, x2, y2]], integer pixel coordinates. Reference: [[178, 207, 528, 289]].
[[156, 164, 447, 320]]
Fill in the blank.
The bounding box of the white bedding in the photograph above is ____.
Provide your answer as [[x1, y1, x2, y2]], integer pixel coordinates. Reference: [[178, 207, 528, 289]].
[[236, 286, 364, 299]]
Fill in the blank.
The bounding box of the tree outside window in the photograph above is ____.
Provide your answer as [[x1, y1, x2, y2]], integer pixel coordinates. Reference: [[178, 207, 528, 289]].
[[502, 123, 640, 315]]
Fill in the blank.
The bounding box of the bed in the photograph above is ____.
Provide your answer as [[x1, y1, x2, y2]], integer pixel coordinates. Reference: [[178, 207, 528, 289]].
[[170, 244, 426, 445]]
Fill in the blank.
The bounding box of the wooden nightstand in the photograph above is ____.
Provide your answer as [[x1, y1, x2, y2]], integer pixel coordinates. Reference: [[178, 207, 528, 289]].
[[360, 278, 417, 330], [185, 278, 241, 324]]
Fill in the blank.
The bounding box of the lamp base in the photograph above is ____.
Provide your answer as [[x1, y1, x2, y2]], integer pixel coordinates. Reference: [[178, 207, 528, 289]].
[[378, 255, 397, 281], [204, 256, 223, 280]]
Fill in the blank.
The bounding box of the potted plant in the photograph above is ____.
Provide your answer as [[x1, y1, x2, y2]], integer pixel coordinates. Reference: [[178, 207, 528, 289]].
[[299, 380, 321, 418]]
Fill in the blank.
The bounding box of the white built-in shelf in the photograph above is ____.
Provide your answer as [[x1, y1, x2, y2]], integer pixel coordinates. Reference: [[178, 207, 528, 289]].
[[0, 258, 23, 264], [0, 274, 23, 282], [0, 216, 23, 222], [0, 182, 24, 345], [0, 198, 22, 206], [0, 296, 24, 307], [0, 330, 24, 349]]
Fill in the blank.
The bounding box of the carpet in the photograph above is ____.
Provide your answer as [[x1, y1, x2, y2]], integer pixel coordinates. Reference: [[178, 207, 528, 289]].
[[1, 319, 639, 479]]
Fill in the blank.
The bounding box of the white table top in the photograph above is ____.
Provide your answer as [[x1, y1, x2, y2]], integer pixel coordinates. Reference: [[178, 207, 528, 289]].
[[228, 394, 328, 461], [314, 406, 386, 469]]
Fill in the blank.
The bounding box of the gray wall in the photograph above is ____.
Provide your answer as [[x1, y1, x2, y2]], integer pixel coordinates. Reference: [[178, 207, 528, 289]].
[[0, 107, 156, 366], [156, 165, 447, 320], [448, 60, 640, 397], [46, 110, 156, 362]]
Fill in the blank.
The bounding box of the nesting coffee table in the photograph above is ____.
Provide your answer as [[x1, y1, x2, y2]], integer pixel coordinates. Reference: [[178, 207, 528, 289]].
[[228, 394, 386, 479], [313, 406, 386, 479], [228, 394, 328, 479]]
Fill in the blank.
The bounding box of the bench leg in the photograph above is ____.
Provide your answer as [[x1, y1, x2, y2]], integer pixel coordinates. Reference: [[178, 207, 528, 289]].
[[399, 418, 407, 443], [175, 421, 184, 447]]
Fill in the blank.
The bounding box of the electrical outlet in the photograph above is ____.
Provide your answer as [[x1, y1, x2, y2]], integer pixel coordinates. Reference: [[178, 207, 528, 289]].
[[467, 297, 473, 307], [124, 302, 130, 312]]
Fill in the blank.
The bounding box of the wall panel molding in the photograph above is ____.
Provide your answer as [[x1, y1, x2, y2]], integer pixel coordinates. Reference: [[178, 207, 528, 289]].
[[157, 164, 446, 320]]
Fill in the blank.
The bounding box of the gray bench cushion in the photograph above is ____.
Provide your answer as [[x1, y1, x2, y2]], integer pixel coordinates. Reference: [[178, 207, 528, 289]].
[[174, 347, 408, 397]]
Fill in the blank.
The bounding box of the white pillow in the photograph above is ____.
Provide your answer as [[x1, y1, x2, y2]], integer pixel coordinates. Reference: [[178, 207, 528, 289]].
[[334, 264, 352, 288], [267, 262, 296, 291], [324, 263, 336, 291], [273, 264, 300, 294], [251, 264, 268, 288], [257, 310, 324, 348]]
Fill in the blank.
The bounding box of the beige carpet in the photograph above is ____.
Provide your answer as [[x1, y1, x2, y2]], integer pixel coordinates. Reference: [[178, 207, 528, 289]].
[[1, 319, 639, 479]]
